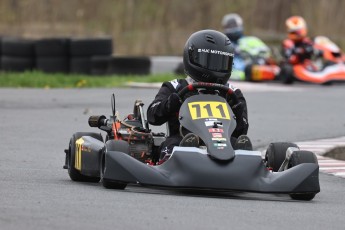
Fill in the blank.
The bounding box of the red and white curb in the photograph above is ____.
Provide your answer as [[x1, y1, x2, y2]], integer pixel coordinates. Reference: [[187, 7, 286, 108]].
[[259, 136, 345, 178], [296, 136, 345, 178], [315, 156, 345, 178]]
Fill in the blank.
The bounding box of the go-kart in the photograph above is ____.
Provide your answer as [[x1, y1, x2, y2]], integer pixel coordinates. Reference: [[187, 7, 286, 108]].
[[314, 36, 345, 64], [63, 83, 320, 201], [279, 36, 345, 84], [231, 36, 280, 82]]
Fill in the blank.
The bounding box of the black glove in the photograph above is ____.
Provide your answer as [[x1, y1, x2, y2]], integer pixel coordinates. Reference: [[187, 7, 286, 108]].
[[226, 94, 242, 117], [166, 93, 182, 113]]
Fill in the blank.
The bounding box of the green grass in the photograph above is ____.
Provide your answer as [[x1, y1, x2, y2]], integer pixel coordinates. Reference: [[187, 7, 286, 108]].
[[0, 71, 179, 88]]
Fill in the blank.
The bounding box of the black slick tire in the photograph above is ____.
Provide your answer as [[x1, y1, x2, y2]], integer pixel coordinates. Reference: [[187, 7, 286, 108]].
[[288, 150, 318, 201], [265, 142, 298, 172], [279, 63, 295, 84], [244, 64, 253, 81], [100, 140, 129, 189]]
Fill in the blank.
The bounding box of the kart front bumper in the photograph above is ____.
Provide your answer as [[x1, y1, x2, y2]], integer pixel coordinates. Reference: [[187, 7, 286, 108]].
[[103, 148, 320, 194]]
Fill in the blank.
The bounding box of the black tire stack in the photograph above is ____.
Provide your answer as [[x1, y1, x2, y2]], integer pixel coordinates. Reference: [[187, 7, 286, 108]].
[[35, 38, 70, 73], [69, 37, 113, 75], [108, 56, 151, 75], [0, 36, 152, 75], [1, 37, 35, 72]]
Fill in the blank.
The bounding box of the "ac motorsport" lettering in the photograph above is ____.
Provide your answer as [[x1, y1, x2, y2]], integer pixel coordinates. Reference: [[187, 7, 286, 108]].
[[197, 49, 234, 57]]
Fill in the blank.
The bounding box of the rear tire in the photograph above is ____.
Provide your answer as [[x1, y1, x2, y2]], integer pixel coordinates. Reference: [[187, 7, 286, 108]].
[[100, 140, 129, 189], [67, 132, 103, 182], [244, 64, 253, 81], [288, 150, 318, 201], [279, 63, 295, 84], [265, 142, 298, 172]]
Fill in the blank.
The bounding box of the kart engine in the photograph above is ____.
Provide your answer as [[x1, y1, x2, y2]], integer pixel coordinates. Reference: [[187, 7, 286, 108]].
[[88, 114, 154, 163], [88, 98, 162, 164], [116, 120, 153, 163]]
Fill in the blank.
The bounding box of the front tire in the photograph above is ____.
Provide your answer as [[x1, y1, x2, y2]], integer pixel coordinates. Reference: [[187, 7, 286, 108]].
[[100, 140, 129, 189], [288, 150, 318, 201], [265, 142, 298, 172], [67, 132, 103, 182]]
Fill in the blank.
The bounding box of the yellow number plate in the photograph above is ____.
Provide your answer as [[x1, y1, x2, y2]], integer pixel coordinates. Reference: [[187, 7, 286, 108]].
[[188, 101, 230, 120]]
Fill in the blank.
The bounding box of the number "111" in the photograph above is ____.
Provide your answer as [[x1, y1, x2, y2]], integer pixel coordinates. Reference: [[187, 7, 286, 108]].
[[191, 103, 226, 118]]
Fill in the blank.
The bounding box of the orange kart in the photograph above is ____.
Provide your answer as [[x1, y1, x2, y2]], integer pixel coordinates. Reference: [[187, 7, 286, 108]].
[[279, 36, 345, 84]]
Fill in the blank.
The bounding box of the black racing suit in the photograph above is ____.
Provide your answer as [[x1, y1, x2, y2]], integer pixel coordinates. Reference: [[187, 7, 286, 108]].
[[147, 78, 249, 160]]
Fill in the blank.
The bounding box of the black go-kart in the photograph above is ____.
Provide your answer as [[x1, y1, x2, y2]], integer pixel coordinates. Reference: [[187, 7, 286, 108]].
[[64, 82, 320, 201]]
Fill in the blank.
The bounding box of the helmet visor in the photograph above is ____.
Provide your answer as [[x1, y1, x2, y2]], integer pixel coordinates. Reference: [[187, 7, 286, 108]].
[[189, 48, 233, 72]]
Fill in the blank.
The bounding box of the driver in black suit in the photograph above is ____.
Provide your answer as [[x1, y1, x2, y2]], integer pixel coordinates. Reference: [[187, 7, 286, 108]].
[[147, 30, 251, 163]]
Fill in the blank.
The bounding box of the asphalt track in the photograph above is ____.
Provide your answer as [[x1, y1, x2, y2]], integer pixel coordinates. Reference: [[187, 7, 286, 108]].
[[1, 82, 345, 230]]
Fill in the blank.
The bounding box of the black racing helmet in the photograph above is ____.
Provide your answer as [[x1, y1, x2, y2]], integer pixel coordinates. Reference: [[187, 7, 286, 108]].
[[183, 29, 234, 84], [222, 13, 244, 43]]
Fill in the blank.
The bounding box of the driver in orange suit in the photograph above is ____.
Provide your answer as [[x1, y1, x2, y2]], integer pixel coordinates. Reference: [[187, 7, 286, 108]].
[[282, 16, 314, 64]]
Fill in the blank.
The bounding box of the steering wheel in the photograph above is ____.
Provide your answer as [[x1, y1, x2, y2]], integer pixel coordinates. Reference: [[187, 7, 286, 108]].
[[177, 82, 237, 103]]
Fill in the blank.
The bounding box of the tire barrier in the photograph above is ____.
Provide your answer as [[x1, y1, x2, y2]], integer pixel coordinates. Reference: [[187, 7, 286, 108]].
[[36, 57, 69, 73], [35, 38, 70, 57], [69, 37, 113, 74], [0, 36, 115, 75], [108, 56, 151, 75], [91, 56, 112, 76], [1, 56, 34, 72], [70, 57, 92, 75], [69, 38, 113, 57], [1, 37, 35, 71], [0, 36, 166, 76], [35, 38, 70, 73]]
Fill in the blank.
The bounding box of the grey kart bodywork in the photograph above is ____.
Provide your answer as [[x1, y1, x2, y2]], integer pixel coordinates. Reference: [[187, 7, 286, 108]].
[[101, 93, 320, 194], [73, 136, 104, 177], [103, 147, 319, 193]]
